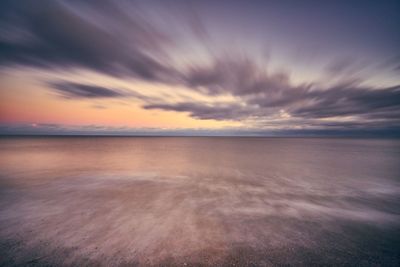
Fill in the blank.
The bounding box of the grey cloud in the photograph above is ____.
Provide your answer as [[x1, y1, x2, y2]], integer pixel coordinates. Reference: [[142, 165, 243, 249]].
[[48, 81, 163, 105], [144, 102, 252, 121], [381, 55, 400, 73], [1, 0, 399, 135], [149, 54, 400, 130], [45, 50, 400, 132], [324, 57, 364, 77], [183, 57, 290, 96], [289, 85, 400, 119], [179, 56, 400, 126], [0, 0, 178, 81], [49, 82, 128, 99], [325, 58, 355, 74]]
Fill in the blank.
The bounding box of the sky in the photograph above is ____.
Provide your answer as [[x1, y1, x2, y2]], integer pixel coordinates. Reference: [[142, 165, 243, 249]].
[[0, 0, 399, 136]]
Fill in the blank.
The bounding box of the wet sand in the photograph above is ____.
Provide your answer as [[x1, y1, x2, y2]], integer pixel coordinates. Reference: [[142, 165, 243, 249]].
[[0, 137, 399, 266]]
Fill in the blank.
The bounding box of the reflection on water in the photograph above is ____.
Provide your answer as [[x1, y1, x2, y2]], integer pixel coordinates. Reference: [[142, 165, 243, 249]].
[[0, 137, 399, 266]]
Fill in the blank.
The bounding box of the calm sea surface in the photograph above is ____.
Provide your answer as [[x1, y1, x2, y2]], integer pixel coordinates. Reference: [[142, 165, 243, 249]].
[[0, 137, 399, 266]]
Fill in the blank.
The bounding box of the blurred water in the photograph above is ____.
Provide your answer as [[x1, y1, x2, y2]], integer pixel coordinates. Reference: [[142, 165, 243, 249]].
[[0, 137, 399, 266]]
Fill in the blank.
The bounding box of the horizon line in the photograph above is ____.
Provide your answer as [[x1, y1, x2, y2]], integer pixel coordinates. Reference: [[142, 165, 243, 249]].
[[1, 134, 399, 139]]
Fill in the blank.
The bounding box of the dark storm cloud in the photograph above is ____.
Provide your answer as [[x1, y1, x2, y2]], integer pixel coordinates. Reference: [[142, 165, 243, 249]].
[[0, 0, 177, 81]]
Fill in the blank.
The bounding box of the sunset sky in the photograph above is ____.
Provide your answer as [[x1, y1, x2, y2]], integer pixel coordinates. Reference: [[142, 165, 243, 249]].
[[0, 0, 399, 135]]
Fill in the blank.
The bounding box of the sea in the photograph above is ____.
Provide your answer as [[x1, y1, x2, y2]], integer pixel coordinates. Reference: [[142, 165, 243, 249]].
[[0, 137, 399, 266]]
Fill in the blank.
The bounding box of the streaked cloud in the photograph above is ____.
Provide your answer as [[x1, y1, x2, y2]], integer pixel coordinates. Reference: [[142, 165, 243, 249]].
[[144, 102, 251, 121], [0, 0, 399, 135], [48, 82, 129, 99], [0, 0, 177, 81]]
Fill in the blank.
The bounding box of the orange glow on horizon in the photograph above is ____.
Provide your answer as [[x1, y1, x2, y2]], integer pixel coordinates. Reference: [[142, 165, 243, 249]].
[[0, 72, 241, 130]]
